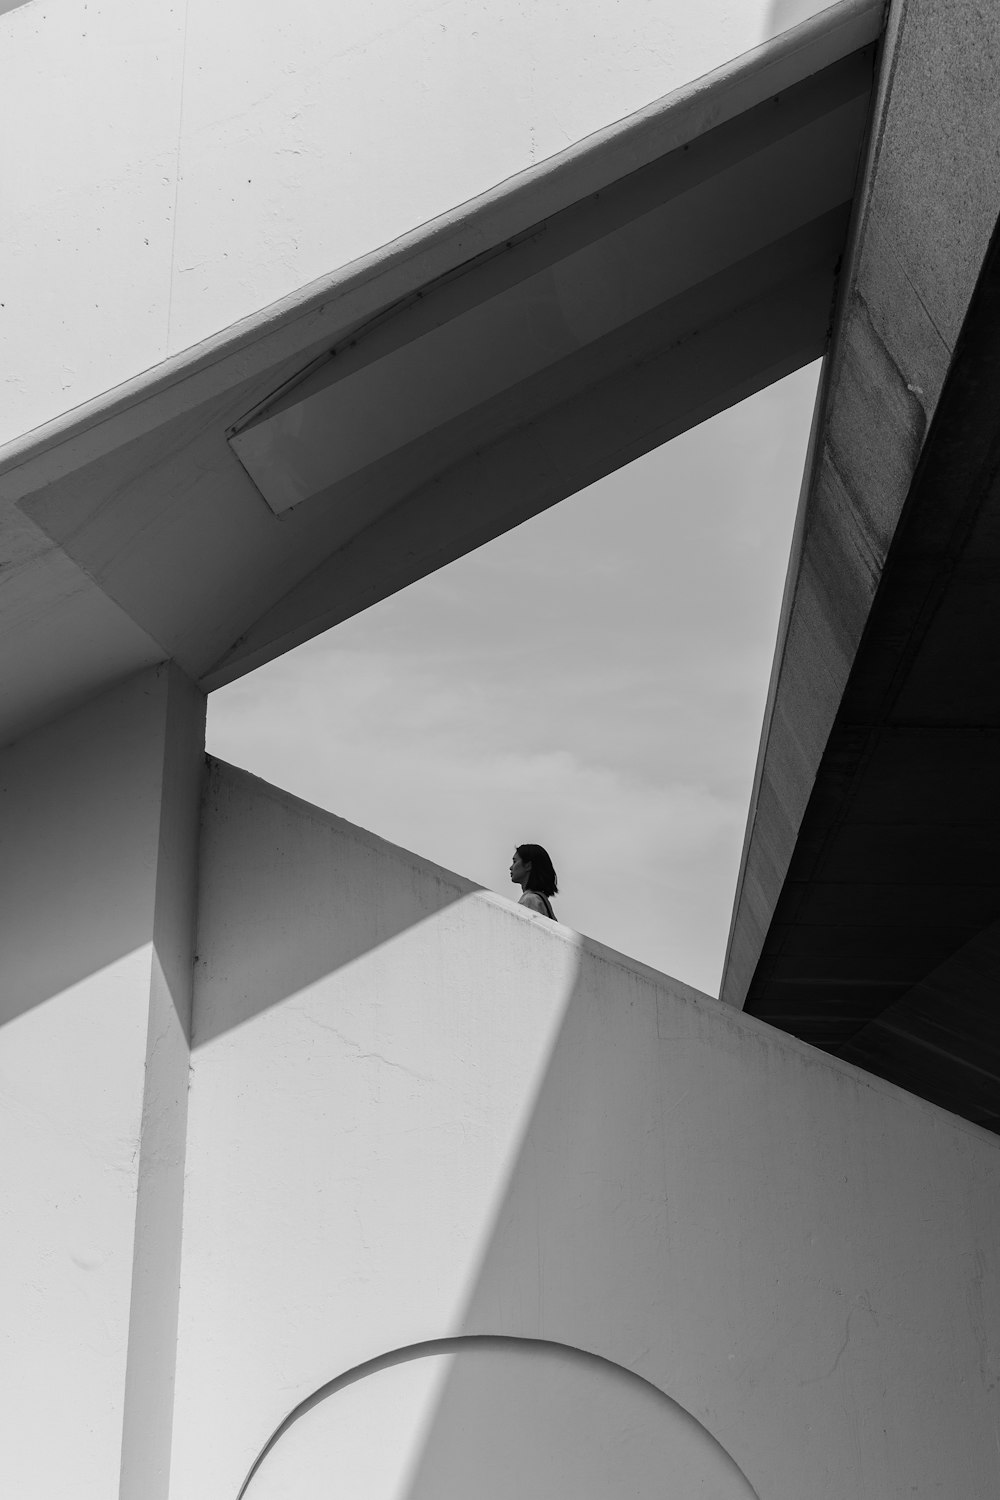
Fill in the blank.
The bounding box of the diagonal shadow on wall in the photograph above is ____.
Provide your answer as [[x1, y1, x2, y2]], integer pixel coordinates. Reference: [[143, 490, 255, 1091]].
[[191, 757, 477, 1046], [239, 1335, 760, 1499], [206, 904, 1000, 1500], [169, 738, 1000, 1500]]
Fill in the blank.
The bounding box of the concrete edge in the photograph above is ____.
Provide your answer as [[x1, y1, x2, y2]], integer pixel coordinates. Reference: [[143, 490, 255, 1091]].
[[0, 0, 882, 502], [718, 0, 897, 1009], [207, 757, 1000, 1151]]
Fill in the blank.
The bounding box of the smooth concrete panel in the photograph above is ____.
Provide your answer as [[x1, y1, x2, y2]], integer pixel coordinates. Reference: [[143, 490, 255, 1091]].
[[0, 667, 177, 1018], [0, 11, 877, 738], [0, 947, 153, 1500], [173, 763, 1000, 1500], [179, 763, 583, 1452], [0, 0, 854, 444], [0, 665, 205, 1500], [231, 81, 866, 513], [0, 506, 167, 753]]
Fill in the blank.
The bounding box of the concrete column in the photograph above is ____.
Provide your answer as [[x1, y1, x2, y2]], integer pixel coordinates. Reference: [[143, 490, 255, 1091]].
[[0, 663, 205, 1500]]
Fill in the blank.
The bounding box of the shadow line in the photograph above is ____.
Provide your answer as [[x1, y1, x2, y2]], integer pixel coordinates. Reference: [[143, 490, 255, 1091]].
[[192, 757, 477, 1045], [236, 1334, 762, 1500]]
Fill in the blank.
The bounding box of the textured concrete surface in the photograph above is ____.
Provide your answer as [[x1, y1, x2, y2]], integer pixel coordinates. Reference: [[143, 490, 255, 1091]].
[[723, 0, 1000, 1009], [735, 221, 1000, 1130]]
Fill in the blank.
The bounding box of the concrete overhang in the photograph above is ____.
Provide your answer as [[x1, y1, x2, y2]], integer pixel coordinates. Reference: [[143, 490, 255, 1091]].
[[0, 1, 880, 748], [739, 213, 1000, 1132], [722, 0, 1000, 1129]]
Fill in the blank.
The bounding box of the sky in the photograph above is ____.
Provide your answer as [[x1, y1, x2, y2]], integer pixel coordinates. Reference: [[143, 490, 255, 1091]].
[[208, 360, 820, 997]]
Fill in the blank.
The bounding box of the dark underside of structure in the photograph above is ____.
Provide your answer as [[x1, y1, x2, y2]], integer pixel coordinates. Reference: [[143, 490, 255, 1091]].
[[745, 215, 1000, 1133]]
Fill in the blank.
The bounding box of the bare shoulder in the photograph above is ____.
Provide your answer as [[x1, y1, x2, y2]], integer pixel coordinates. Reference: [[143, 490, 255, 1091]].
[[518, 891, 549, 915]]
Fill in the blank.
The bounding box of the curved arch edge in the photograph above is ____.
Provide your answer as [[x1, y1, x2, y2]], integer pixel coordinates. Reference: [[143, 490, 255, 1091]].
[[236, 1333, 761, 1499]]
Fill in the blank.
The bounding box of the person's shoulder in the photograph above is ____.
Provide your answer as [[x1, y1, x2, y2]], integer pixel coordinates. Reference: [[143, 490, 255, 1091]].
[[518, 891, 549, 915]]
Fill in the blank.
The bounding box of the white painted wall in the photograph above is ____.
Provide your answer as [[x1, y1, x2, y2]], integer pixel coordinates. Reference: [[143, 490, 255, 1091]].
[[0, 664, 204, 1500], [174, 760, 1000, 1500], [1, 0, 847, 446]]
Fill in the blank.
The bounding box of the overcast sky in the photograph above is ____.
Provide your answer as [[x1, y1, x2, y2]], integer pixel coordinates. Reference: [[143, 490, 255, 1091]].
[[208, 361, 820, 996]]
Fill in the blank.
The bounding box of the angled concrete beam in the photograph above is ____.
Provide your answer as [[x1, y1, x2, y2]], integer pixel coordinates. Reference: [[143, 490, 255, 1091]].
[[722, 0, 1000, 1008], [0, 1, 879, 744]]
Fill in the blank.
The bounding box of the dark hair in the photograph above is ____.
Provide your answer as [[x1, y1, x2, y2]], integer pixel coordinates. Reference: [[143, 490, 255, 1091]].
[[516, 844, 558, 898]]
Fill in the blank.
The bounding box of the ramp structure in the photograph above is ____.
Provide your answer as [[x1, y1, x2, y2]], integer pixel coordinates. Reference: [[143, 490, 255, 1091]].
[[2, 3, 1000, 1498], [721, 0, 1000, 1131]]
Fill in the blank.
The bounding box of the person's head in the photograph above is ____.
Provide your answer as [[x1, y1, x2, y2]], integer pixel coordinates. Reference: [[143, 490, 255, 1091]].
[[509, 844, 558, 897]]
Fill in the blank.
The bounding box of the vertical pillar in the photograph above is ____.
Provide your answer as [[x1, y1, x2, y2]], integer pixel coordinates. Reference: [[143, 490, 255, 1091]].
[[118, 665, 205, 1500], [0, 663, 205, 1500]]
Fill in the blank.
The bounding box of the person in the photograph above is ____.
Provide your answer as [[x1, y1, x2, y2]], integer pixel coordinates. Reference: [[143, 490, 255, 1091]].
[[509, 843, 558, 919]]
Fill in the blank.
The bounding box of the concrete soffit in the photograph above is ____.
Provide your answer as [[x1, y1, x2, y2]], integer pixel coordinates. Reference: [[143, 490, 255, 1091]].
[[0, 0, 881, 749], [734, 210, 1000, 1132]]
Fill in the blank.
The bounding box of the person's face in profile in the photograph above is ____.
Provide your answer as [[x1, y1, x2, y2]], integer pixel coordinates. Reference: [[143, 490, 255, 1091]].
[[509, 851, 531, 888]]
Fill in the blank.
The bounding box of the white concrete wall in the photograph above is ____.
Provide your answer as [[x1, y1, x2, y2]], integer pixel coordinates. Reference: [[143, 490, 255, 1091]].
[[0, 664, 205, 1500], [2, 0, 846, 446], [243, 1339, 760, 1500], [174, 760, 1000, 1500]]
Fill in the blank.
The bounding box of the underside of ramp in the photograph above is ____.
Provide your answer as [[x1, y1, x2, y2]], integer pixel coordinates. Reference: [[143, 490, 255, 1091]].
[[723, 0, 1000, 1133], [0, 7, 878, 746]]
